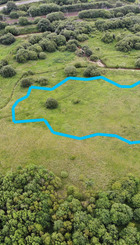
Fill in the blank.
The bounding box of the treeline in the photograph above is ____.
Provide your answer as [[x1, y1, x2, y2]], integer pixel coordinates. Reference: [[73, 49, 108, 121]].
[[0, 165, 140, 244], [2, 1, 115, 17], [79, 4, 140, 19], [95, 16, 140, 31], [27, 2, 114, 17]]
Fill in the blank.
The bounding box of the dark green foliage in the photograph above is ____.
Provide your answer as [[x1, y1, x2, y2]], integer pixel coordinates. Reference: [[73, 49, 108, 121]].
[[74, 62, 82, 68], [95, 16, 140, 31], [101, 32, 114, 43], [64, 65, 77, 76], [28, 6, 41, 17], [0, 65, 16, 77], [5, 25, 19, 36], [9, 11, 19, 19], [77, 34, 88, 42], [66, 42, 77, 52], [47, 11, 65, 22], [16, 49, 29, 63], [0, 33, 15, 45], [46, 98, 58, 109], [20, 77, 33, 88], [28, 50, 38, 60], [18, 17, 30, 26], [0, 166, 140, 244], [6, 1, 17, 13], [84, 65, 101, 77], [37, 19, 52, 32], [90, 55, 99, 61], [0, 59, 8, 69], [116, 34, 140, 52], [0, 21, 7, 30], [39, 39, 56, 52]]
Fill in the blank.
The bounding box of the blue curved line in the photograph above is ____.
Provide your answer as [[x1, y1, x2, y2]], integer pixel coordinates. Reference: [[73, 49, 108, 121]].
[[12, 76, 140, 145]]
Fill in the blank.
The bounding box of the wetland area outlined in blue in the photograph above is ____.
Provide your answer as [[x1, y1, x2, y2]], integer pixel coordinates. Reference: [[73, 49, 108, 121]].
[[12, 76, 140, 145]]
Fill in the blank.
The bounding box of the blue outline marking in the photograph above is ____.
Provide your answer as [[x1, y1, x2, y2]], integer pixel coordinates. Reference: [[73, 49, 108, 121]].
[[12, 76, 140, 145]]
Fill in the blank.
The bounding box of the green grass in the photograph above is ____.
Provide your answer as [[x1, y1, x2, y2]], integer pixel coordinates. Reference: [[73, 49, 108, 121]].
[[86, 29, 139, 68], [0, 29, 140, 191]]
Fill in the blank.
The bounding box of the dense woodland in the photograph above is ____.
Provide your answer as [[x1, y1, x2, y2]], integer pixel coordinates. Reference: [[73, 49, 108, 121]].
[[0, 165, 140, 244]]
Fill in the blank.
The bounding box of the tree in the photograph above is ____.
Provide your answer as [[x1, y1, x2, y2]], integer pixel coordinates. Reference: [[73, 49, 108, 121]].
[[0, 65, 16, 77], [37, 19, 52, 32], [64, 65, 77, 77], [110, 203, 133, 226], [46, 98, 58, 109]]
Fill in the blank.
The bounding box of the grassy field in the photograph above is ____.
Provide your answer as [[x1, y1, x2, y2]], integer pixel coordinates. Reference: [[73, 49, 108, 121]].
[[0, 28, 140, 191]]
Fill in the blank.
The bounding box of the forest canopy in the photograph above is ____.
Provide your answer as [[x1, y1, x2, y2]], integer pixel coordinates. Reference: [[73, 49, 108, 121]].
[[0, 165, 140, 244]]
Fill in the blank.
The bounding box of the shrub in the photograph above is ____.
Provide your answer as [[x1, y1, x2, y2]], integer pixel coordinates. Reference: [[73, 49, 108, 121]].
[[18, 17, 30, 26], [56, 35, 66, 46], [33, 17, 41, 24], [39, 52, 46, 59], [38, 77, 48, 86], [5, 26, 19, 36], [39, 39, 56, 52], [9, 11, 19, 19], [16, 49, 29, 63], [101, 32, 114, 43], [66, 43, 77, 52], [64, 65, 77, 77], [22, 70, 34, 77], [61, 171, 68, 178], [0, 59, 8, 69], [46, 98, 58, 109], [29, 34, 42, 44], [28, 6, 40, 17], [82, 46, 92, 56], [84, 65, 101, 77], [74, 62, 82, 68], [0, 65, 16, 77], [6, 1, 17, 13], [37, 19, 52, 32], [77, 34, 88, 42], [90, 55, 99, 61], [47, 12, 65, 22], [0, 33, 15, 45], [20, 77, 33, 88], [29, 44, 42, 53], [28, 50, 38, 60], [135, 58, 140, 68], [0, 21, 7, 30]]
